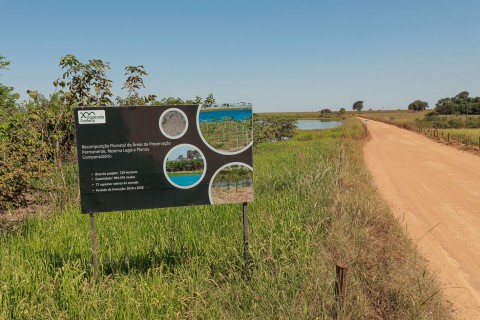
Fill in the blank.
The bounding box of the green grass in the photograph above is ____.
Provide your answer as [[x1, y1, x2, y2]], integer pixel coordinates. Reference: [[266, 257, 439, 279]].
[[167, 171, 203, 176], [0, 119, 452, 319]]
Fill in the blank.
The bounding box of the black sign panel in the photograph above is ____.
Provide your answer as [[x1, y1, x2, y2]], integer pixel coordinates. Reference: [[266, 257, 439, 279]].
[[74, 105, 253, 213]]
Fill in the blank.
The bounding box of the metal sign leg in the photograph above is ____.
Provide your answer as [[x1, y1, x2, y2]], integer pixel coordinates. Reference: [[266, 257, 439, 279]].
[[89, 213, 99, 279], [242, 202, 250, 271]]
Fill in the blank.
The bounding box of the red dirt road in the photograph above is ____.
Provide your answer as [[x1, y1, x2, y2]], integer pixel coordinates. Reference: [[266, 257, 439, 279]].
[[362, 119, 480, 319]]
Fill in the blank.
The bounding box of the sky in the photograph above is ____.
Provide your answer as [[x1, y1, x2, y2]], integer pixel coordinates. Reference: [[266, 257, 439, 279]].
[[167, 145, 202, 161], [1, 0, 479, 112]]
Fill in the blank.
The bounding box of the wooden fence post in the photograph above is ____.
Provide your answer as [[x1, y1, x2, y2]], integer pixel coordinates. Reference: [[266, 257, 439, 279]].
[[334, 263, 348, 319]]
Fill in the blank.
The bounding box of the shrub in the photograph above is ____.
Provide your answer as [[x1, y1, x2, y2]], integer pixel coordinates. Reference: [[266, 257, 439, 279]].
[[0, 110, 53, 209]]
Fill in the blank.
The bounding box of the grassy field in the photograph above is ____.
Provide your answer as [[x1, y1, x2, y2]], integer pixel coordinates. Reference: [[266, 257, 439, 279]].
[[0, 119, 452, 319], [437, 128, 480, 147], [360, 110, 429, 130]]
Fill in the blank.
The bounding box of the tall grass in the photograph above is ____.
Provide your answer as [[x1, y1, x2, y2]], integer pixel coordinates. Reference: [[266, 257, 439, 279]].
[[437, 128, 480, 147], [0, 119, 452, 319]]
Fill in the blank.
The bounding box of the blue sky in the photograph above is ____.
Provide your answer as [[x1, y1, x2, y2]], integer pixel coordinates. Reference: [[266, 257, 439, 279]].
[[1, 0, 479, 112]]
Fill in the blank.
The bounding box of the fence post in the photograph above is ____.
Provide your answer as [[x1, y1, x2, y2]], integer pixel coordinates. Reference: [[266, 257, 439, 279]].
[[89, 213, 99, 279], [334, 263, 348, 319], [447, 133, 450, 143]]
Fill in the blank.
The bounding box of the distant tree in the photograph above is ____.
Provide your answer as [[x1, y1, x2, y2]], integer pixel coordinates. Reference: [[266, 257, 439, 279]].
[[177, 154, 184, 160], [435, 91, 480, 115], [191, 150, 201, 159], [339, 107, 346, 114], [194, 96, 202, 104], [408, 100, 429, 112], [320, 108, 332, 114], [352, 100, 364, 112], [203, 93, 215, 108]]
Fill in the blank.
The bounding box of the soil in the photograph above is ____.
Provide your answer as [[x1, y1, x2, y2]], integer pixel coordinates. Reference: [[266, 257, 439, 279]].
[[162, 111, 186, 137], [211, 186, 253, 204], [362, 118, 480, 319]]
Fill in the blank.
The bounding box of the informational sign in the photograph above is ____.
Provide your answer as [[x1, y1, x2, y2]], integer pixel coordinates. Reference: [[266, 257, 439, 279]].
[[74, 105, 253, 213]]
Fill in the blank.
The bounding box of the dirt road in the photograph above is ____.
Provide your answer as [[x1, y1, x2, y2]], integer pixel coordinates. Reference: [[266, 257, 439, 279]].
[[362, 119, 480, 319]]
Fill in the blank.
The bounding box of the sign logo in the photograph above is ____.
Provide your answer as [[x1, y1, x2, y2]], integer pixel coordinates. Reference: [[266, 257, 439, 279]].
[[78, 110, 106, 124]]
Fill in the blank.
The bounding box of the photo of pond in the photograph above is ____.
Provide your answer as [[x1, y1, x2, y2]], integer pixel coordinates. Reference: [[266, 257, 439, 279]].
[[159, 109, 187, 138], [199, 107, 253, 153], [165, 144, 205, 188], [210, 163, 253, 204]]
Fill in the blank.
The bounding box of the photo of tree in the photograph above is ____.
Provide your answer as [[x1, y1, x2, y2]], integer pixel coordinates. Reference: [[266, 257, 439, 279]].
[[165, 145, 205, 188], [211, 164, 253, 204], [199, 106, 252, 153]]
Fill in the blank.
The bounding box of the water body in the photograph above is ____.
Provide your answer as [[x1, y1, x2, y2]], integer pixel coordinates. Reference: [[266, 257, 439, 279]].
[[199, 109, 252, 122], [169, 174, 202, 187], [296, 120, 343, 130]]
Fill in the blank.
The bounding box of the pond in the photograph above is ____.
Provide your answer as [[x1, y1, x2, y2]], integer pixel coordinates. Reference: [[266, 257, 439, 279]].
[[296, 120, 343, 130], [199, 108, 252, 122], [169, 174, 202, 187]]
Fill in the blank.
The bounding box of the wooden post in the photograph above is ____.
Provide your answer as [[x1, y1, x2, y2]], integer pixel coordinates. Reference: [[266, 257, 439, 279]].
[[89, 213, 99, 279], [334, 263, 348, 319], [447, 133, 450, 143]]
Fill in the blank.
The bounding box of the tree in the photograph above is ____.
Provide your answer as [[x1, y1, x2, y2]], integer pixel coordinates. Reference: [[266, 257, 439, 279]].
[[0, 56, 19, 114], [339, 107, 346, 114], [352, 101, 364, 112], [435, 91, 480, 115], [320, 108, 332, 114], [0, 55, 10, 70], [194, 96, 202, 104], [54, 54, 113, 107], [119, 65, 156, 105], [203, 93, 215, 108], [408, 100, 428, 112]]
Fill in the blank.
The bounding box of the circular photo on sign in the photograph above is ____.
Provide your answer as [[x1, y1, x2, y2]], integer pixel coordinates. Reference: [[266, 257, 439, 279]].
[[209, 163, 253, 204], [197, 106, 253, 154], [164, 144, 206, 189], [159, 108, 188, 139]]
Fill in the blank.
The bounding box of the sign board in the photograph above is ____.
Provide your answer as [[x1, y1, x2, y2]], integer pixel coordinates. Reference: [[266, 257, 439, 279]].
[[74, 105, 253, 213]]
